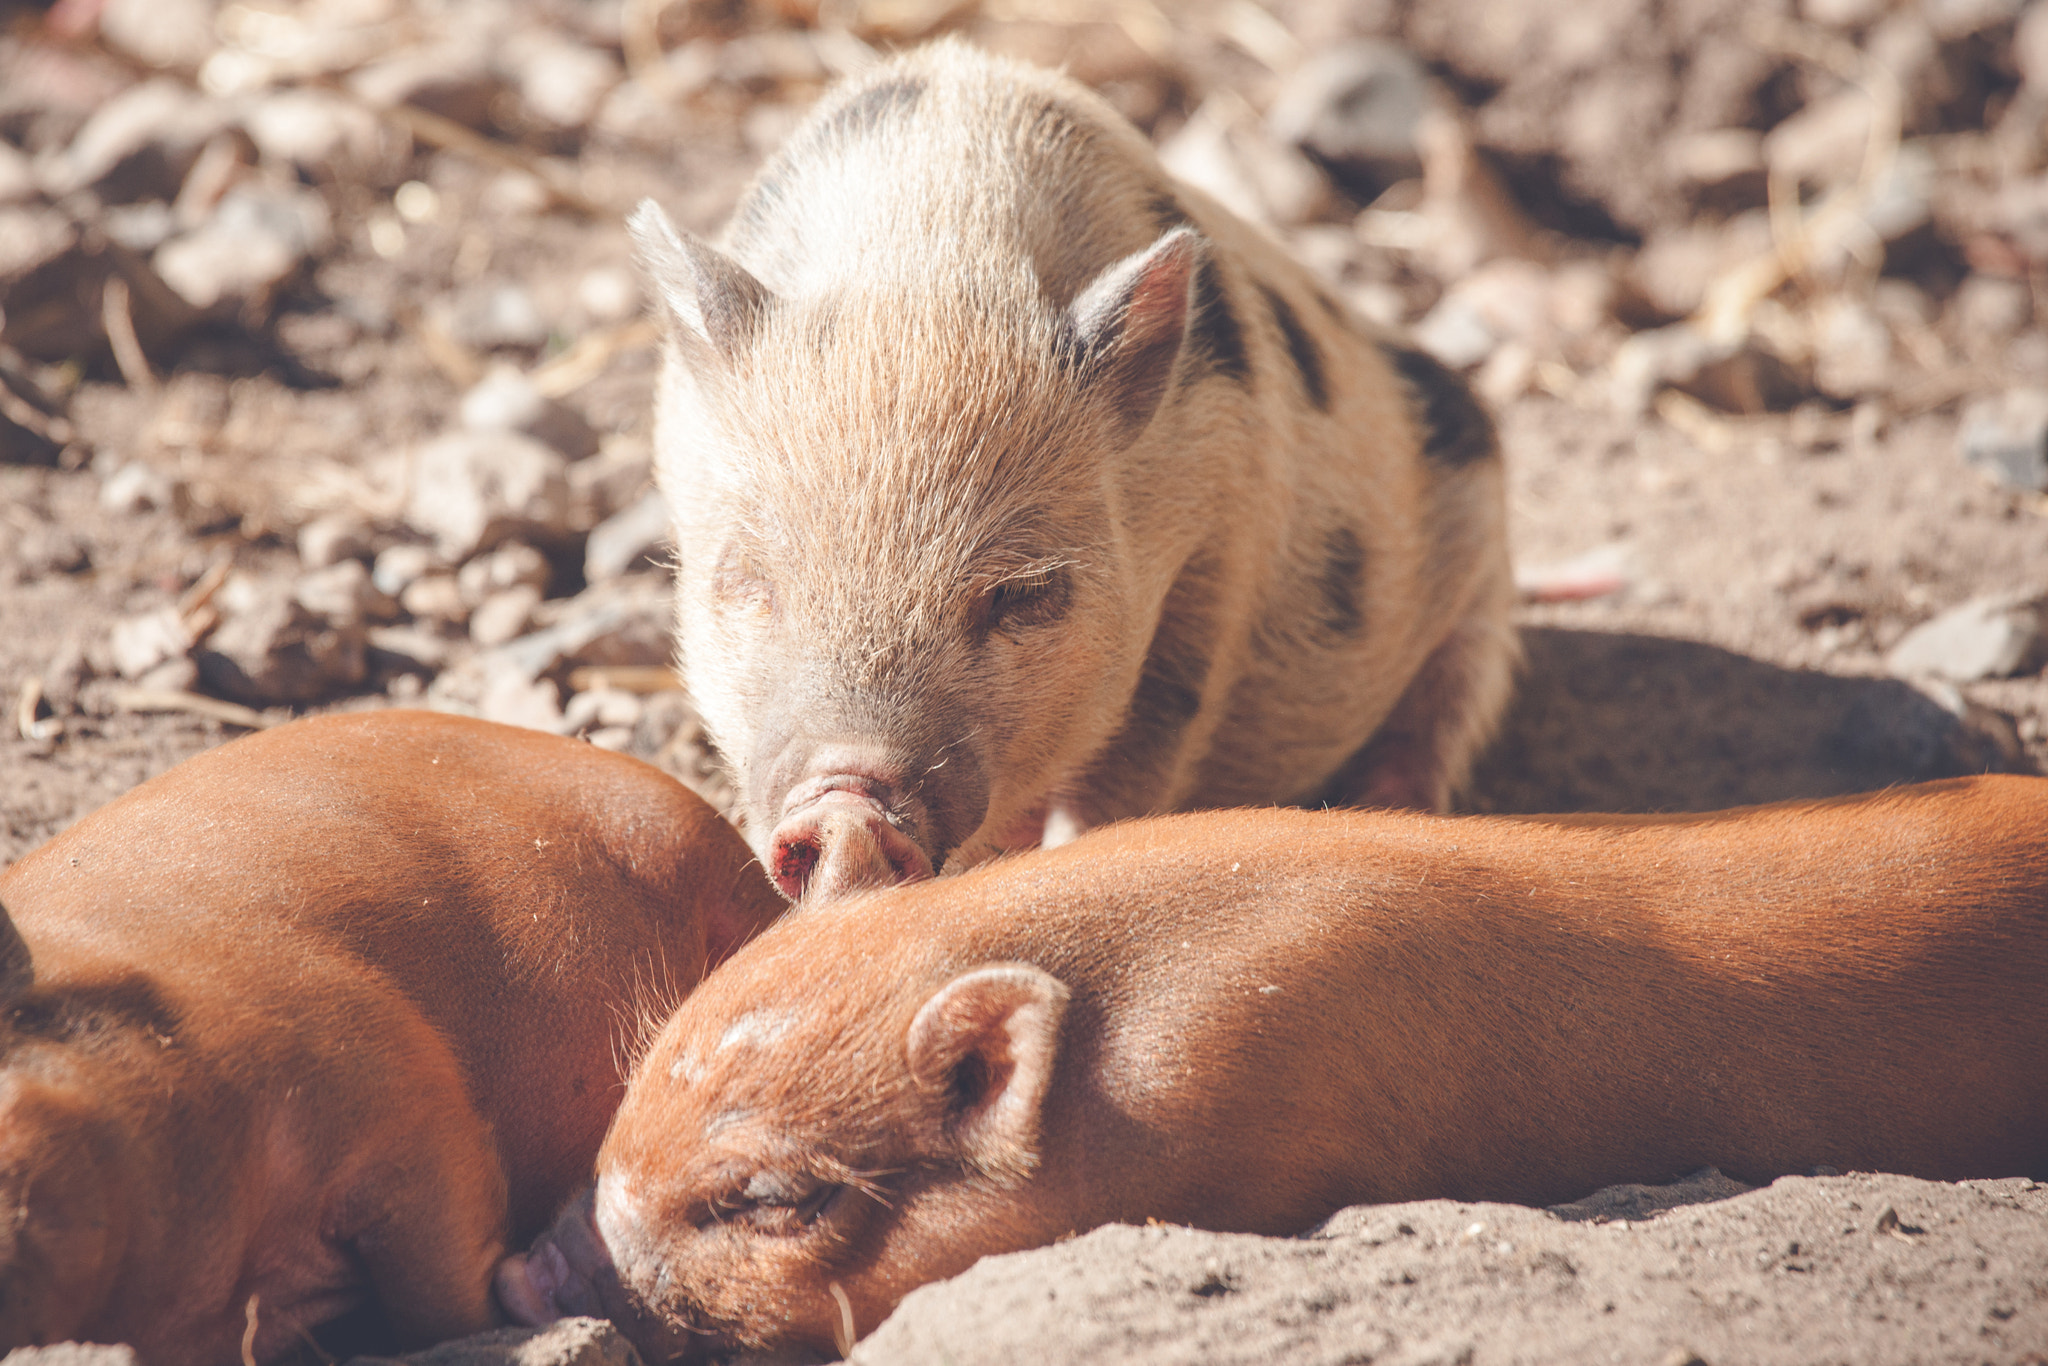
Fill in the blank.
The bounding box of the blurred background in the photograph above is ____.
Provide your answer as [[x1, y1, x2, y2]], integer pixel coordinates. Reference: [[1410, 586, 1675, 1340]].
[[2, 0, 2045, 857]]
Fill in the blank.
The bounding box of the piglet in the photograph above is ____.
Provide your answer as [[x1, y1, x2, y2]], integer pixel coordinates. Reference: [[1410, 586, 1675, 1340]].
[[0, 710, 784, 1364], [503, 776, 2048, 1359], [635, 38, 1517, 902]]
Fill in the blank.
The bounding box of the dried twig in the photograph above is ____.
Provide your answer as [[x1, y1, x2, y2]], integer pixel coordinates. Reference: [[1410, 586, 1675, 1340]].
[[366, 98, 610, 218], [15, 676, 58, 742], [828, 1280, 858, 1358], [241, 1294, 261, 1366], [113, 687, 277, 731], [102, 276, 158, 391], [568, 665, 683, 694], [530, 319, 660, 399]]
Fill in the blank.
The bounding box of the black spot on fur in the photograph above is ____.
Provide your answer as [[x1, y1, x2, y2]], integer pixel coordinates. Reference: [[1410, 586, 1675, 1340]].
[[1187, 256, 1250, 386], [1259, 284, 1329, 412], [1318, 526, 1367, 638], [1132, 642, 1208, 727], [1149, 191, 1192, 234], [817, 77, 927, 144], [1381, 344, 1498, 469], [1313, 287, 1352, 329]]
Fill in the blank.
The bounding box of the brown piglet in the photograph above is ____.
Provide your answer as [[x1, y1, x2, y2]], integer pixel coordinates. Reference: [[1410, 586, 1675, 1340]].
[[502, 776, 2048, 1360], [0, 710, 784, 1365]]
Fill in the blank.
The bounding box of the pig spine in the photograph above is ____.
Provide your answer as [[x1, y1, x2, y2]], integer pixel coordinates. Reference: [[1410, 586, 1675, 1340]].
[[638, 39, 1516, 892]]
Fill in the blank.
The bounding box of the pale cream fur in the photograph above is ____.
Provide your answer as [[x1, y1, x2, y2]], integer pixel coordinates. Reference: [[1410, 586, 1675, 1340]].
[[633, 39, 1517, 879]]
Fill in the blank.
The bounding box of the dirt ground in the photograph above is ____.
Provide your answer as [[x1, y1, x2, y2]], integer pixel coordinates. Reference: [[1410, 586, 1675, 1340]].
[[3, 0, 2046, 1361]]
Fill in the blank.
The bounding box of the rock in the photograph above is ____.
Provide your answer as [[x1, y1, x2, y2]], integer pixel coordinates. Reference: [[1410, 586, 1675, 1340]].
[[502, 32, 622, 132], [240, 89, 385, 178], [372, 543, 439, 597], [346, 1315, 642, 1366], [1264, 41, 1428, 198], [575, 266, 639, 325], [194, 577, 369, 704], [0, 206, 199, 361], [1801, 0, 1891, 26], [349, 46, 504, 132], [153, 182, 332, 316], [1665, 127, 1765, 195], [1410, 293, 1497, 369], [17, 524, 90, 578], [1959, 388, 2048, 492], [1626, 214, 1775, 321], [459, 363, 600, 461], [365, 623, 454, 673], [1884, 593, 2047, 683], [1545, 259, 1618, 340], [847, 1174, 2048, 1366], [40, 637, 91, 715], [1547, 1166, 1755, 1222], [298, 513, 375, 570], [0, 208, 87, 357], [405, 430, 573, 562], [457, 541, 553, 605], [101, 201, 178, 254], [95, 0, 217, 69], [1158, 94, 1329, 228], [1762, 89, 1875, 189], [135, 655, 200, 693], [434, 283, 551, 352], [470, 584, 543, 647], [401, 573, 469, 624], [0, 352, 73, 466], [1, 1343, 145, 1366], [0, 140, 33, 205], [295, 559, 398, 625], [567, 433, 656, 529], [35, 78, 229, 201], [1947, 276, 2033, 352], [107, 606, 196, 678], [2021, 1, 2048, 90], [1811, 298, 1893, 400], [1609, 324, 1809, 417], [561, 686, 646, 737], [98, 461, 179, 514], [477, 670, 566, 732], [427, 580, 671, 713], [584, 487, 671, 582], [1446, 259, 1553, 345]]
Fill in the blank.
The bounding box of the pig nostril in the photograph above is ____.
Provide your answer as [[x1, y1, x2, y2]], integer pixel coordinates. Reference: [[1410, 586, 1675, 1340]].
[[772, 836, 820, 899]]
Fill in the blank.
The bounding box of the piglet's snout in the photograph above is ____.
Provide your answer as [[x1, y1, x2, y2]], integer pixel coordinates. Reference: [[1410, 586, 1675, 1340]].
[[769, 782, 934, 902], [494, 1185, 617, 1326]]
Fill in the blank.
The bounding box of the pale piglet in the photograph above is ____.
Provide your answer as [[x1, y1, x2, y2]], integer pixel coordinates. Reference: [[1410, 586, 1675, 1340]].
[[502, 776, 2048, 1359], [635, 39, 1516, 901], [0, 711, 783, 1364]]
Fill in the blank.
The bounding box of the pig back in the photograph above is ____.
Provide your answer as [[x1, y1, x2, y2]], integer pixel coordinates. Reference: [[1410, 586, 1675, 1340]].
[[0, 710, 785, 1236]]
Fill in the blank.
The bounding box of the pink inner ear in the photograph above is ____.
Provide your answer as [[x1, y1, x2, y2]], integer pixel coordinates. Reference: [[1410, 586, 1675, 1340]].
[[1121, 237, 1197, 345], [906, 965, 1072, 1181]]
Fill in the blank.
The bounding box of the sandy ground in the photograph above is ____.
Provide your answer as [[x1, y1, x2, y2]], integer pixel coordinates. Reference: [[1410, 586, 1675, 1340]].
[[3, 0, 2046, 1361]]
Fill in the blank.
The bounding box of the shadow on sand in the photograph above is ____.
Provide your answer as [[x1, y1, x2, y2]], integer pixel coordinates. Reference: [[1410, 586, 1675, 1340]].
[[1463, 627, 2028, 815]]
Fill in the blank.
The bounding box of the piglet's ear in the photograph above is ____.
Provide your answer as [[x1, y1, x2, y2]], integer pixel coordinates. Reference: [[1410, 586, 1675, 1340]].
[[907, 964, 1070, 1183], [627, 199, 774, 364], [1065, 226, 1203, 440], [0, 897, 31, 1002]]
